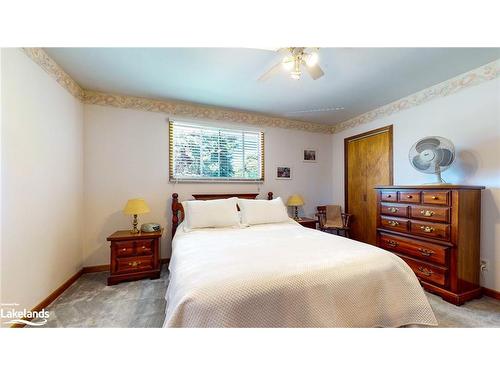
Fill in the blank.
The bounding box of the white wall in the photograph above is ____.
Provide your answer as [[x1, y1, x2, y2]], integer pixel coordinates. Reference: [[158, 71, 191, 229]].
[[83, 104, 333, 265], [331, 78, 500, 291], [1, 49, 84, 314]]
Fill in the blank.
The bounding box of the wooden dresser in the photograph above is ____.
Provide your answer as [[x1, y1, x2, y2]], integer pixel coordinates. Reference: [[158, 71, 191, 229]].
[[375, 185, 484, 305], [107, 229, 163, 285]]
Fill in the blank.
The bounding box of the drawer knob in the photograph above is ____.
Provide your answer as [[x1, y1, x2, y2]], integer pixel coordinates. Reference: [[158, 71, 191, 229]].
[[417, 266, 433, 277], [128, 261, 142, 267], [418, 248, 435, 257], [407, 195, 412, 198], [432, 196, 438, 200], [420, 226, 434, 233], [388, 220, 399, 227], [420, 210, 434, 217], [388, 207, 399, 213], [387, 194, 392, 198], [387, 240, 398, 247]]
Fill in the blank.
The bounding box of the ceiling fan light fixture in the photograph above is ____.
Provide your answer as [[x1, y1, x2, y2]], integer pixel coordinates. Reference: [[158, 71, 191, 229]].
[[305, 52, 319, 67], [290, 71, 301, 80], [282, 57, 294, 71]]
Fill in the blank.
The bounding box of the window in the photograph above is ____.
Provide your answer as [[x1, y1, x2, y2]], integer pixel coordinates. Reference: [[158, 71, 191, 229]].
[[169, 121, 264, 182]]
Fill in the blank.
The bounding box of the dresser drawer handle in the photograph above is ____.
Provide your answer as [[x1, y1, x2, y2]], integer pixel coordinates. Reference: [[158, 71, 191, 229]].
[[388, 207, 399, 213], [406, 195, 413, 198], [432, 196, 438, 200], [417, 266, 433, 277], [128, 261, 142, 267], [386, 194, 392, 198], [420, 226, 434, 233], [420, 210, 434, 217], [386, 240, 398, 247], [418, 248, 435, 257], [388, 220, 399, 227]]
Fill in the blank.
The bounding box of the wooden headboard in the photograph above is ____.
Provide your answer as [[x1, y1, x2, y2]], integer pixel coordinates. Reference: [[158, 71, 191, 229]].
[[171, 192, 274, 237]]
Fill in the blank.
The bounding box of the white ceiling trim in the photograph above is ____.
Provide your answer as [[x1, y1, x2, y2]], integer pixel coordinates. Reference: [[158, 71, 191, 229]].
[[332, 58, 499, 134]]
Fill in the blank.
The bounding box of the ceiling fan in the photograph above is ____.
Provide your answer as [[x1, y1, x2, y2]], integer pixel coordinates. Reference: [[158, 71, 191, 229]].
[[258, 47, 325, 81]]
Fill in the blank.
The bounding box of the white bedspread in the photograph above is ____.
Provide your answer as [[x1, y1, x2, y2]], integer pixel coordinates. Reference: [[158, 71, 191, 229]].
[[163, 220, 437, 327]]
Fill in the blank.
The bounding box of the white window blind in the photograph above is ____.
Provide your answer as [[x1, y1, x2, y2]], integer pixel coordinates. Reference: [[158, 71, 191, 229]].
[[169, 121, 264, 182]]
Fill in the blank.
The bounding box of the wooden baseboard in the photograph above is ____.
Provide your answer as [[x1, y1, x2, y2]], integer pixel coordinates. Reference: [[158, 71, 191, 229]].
[[10, 269, 83, 328], [81, 264, 109, 273], [483, 287, 500, 300], [10, 258, 170, 328]]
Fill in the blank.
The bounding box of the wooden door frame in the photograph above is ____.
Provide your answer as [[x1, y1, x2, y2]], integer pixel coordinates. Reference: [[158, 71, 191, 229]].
[[344, 125, 394, 212]]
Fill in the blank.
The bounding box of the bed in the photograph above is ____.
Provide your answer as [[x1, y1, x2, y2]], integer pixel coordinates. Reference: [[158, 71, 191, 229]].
[[163, 192, 437, 328]]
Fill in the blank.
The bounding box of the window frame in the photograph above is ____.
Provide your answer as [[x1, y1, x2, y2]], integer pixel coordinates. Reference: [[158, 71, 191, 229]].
[[168, 120, 265, 183]]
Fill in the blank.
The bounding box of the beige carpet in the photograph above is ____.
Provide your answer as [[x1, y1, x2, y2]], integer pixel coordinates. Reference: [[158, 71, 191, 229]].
[[29, 265, 500, 328]]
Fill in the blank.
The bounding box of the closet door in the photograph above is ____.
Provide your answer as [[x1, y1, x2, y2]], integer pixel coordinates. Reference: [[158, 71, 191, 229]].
[[345, 126, 393, 245]]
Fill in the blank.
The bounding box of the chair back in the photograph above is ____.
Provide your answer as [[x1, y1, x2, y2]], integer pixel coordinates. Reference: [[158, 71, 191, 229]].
[[325, 205, 343, 228]]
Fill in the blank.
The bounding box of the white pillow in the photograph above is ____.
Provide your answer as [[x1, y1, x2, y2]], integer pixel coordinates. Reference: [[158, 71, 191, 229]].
[[238, 197, 290, 225], [183, 197, 240, 231]]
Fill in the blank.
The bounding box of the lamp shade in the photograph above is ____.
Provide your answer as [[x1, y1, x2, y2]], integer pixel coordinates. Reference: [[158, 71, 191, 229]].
[[123, 198, 151, 215], [287, 194, 304, 207]]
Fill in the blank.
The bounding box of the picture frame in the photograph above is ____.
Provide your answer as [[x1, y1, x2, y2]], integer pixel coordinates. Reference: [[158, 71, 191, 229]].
[[303, 149, 317, 163], [275, 166, 292, 180]]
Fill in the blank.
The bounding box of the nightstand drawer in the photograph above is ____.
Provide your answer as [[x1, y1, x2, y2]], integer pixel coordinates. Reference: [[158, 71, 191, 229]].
[[114, 241, 135, 257], [135, 240, 154, 255], [116, 256, 154, 274]]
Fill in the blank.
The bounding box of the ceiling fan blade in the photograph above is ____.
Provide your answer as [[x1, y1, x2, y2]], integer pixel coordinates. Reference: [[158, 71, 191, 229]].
[[257, 62, 283, 81], [305, 64, 324, 80]]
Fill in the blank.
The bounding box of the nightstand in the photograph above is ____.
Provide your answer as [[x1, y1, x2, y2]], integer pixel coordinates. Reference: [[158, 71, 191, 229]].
[[107, 229, 163, 285], [295, 217, 318, 229]]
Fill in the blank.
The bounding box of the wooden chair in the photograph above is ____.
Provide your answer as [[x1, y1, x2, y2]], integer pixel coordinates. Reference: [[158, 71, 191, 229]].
[[316, 205, 352, 238]]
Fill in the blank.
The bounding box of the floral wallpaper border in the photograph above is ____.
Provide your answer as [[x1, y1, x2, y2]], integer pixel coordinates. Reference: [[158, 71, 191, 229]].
[[22, 48, 85, 101], [332, 58, 500, 134], [82, 90, 333, 133], [22, 48, 499, 135]]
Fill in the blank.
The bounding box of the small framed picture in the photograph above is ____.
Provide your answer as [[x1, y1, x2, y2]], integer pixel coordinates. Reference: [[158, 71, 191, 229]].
[[303, 149, 317, 162], [276, 166, 292, 180]]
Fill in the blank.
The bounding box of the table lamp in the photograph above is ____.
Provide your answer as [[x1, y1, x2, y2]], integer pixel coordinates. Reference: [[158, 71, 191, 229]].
[[287, 194, 304, 220], [123, 198, 150, 234]]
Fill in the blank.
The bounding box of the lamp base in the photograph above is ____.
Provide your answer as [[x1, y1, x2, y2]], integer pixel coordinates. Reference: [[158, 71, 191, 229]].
[[130, 214, 140, 234], [293, 206, 300, 221]]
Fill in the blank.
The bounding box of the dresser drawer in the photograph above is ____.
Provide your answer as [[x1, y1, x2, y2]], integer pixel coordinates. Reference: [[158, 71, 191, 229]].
[[379, 233, 448, 266], [380, 216, 409, 233], [380, 203, 408, 218], [410, 205, 450, 223], [135, 240, 154, 255], [116, 255, 154, 274], [398, 191, 421, 203], [422, 190, 450, 206], [410, 219, 450, 240], [114, 241, 135, 257], [381, 191, 397, 202], [399, 255, 448, 287]]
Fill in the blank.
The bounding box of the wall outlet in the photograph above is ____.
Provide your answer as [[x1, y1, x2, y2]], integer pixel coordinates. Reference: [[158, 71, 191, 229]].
[[480, 259, 489, 272]]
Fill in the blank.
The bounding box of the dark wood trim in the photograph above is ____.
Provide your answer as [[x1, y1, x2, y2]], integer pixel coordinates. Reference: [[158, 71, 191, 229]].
[[11, 258, 171, 328], [483, 287, 500, 300], [344, 125, 393, 212], [82, 264, 110, 273], [172, 192, 274, 238], [10, 269, 83, 328]]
